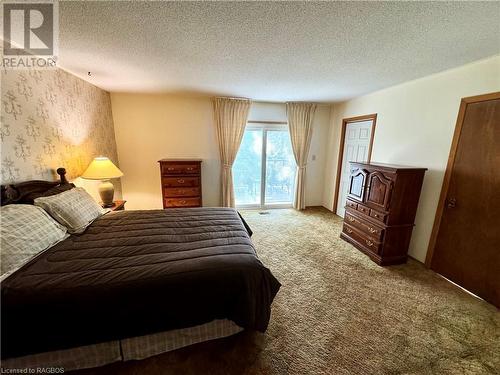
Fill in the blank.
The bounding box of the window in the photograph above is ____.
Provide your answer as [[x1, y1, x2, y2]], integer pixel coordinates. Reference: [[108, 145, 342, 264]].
[[233, 124, 296, 207]]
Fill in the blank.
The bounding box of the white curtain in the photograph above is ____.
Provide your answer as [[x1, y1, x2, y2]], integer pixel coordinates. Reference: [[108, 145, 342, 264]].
[[213, 97, 251, 207], [286, 102, 317, 210]]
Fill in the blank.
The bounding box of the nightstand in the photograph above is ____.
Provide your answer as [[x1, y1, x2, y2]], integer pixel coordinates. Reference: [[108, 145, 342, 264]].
[[105, 200, 126, 211]]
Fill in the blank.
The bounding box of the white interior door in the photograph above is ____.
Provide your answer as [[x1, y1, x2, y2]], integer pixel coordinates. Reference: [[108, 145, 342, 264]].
[[336, 120, 374, 217]]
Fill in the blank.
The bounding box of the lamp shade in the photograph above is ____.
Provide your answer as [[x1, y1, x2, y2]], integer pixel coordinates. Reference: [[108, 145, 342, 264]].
[[81, 157, 123, 180]]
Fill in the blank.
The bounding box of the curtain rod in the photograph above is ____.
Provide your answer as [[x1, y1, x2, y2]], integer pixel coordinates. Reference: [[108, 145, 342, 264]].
[[213, 96, 251, 101], [247, 120, 288, 125]]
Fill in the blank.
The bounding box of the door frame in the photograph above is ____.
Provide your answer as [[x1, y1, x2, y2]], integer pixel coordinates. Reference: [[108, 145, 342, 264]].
[[425, 92, 500, 267], [332, 113, 377, 213]]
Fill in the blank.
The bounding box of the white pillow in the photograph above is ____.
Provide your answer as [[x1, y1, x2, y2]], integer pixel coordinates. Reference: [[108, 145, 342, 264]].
[[0, 204, 68, 278], [34, 187, 108, 234]]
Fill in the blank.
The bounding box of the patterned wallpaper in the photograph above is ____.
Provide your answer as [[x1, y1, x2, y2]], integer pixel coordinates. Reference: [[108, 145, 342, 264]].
[[0, 67, 121, 195]]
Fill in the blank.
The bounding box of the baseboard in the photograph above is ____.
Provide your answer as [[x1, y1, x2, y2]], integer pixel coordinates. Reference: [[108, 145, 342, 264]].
[[407, 254, 424, 264]]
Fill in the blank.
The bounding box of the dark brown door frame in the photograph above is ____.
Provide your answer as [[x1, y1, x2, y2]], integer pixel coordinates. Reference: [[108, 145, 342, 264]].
[[332, 113, 377, 213], [425, 92, 500, 267]]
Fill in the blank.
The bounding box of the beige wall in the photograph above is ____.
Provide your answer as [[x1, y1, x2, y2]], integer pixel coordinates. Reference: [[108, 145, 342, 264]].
[[111, 94, 218, 209], [111, 95, 331, 209], [323, 55, 500, 262]]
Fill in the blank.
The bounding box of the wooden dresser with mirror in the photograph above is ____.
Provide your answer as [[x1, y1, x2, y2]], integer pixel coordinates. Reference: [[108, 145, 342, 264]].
[[159, 159, 202, 208], [340, 162, 426, 265]]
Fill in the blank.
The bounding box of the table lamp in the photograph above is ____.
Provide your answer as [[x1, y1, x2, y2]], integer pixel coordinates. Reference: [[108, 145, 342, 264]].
[[81, 157, 123, 207]]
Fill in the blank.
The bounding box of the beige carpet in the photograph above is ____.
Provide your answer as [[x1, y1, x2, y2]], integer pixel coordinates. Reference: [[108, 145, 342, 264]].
[[74, 208, 500, 375]]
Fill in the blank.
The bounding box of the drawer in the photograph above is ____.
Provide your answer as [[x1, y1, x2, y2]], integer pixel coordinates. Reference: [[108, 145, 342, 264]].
[[344, 212, 384, 241], [164, 187, 200, 197], [357, 204, 370, 216], [164, 197, 201, 208], [345, 199, 358, 210], [342, 223, 382, 255], [161, 163, 200, 175], [369, 209, 387, 223], [162, 176, 200, 188]]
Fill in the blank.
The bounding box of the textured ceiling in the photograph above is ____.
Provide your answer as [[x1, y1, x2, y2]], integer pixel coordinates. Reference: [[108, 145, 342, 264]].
[[58, 1, 500, 102]]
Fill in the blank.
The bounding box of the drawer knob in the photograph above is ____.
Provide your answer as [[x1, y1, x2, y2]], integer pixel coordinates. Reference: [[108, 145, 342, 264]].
[[177, 179, 185, 183], [348, 217, 355, 222], [180, 200, 186, 204], [167, 167, 174, 171], [186, 167, 194, 171], [366, 240, 374, 246], [346, 228, 353, 233], [368, 228, 376, 233]]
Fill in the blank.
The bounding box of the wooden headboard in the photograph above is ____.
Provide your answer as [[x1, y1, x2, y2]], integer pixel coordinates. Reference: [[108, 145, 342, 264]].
[[1, 168, 70, 206]]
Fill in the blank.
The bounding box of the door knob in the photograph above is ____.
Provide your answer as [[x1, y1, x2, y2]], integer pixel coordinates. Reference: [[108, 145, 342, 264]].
[[446, 197, 456, 208]]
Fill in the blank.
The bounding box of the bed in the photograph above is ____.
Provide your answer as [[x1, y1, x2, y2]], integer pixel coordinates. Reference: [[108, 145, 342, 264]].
[[0, 168, 280, 370]]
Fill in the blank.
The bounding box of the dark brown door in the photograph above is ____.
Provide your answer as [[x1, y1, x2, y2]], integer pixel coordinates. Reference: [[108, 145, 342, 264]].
[[347, 168, 368, 203], [430, 94, 500, 307], [365, 171, 393, 211]]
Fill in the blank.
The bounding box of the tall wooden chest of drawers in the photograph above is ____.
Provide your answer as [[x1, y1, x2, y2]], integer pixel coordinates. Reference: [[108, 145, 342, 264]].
[[340, 162, 426, 266], [159, 159, 202, 208]]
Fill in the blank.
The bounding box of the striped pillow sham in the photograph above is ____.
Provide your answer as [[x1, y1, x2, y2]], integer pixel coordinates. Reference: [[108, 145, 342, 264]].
[[34, 187, 108, 234]]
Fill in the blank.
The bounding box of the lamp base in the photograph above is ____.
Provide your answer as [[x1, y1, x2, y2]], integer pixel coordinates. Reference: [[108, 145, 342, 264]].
[[98, 180, 115, 207]]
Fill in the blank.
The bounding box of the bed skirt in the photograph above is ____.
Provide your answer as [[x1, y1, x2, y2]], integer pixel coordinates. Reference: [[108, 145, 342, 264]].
[[1, 319, 243, 372]]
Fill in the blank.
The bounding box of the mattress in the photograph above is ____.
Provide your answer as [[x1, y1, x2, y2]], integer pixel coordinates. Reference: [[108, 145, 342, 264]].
[[1, 208, 280, 359]]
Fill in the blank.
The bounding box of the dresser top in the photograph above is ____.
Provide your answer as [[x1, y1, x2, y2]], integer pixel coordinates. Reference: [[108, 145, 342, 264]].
[[350, 161, 427, 171], [158, 158, 203, 163]]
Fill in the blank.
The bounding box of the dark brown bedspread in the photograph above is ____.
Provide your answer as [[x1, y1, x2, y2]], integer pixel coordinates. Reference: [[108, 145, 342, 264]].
[[1, 208, 280, 359]]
